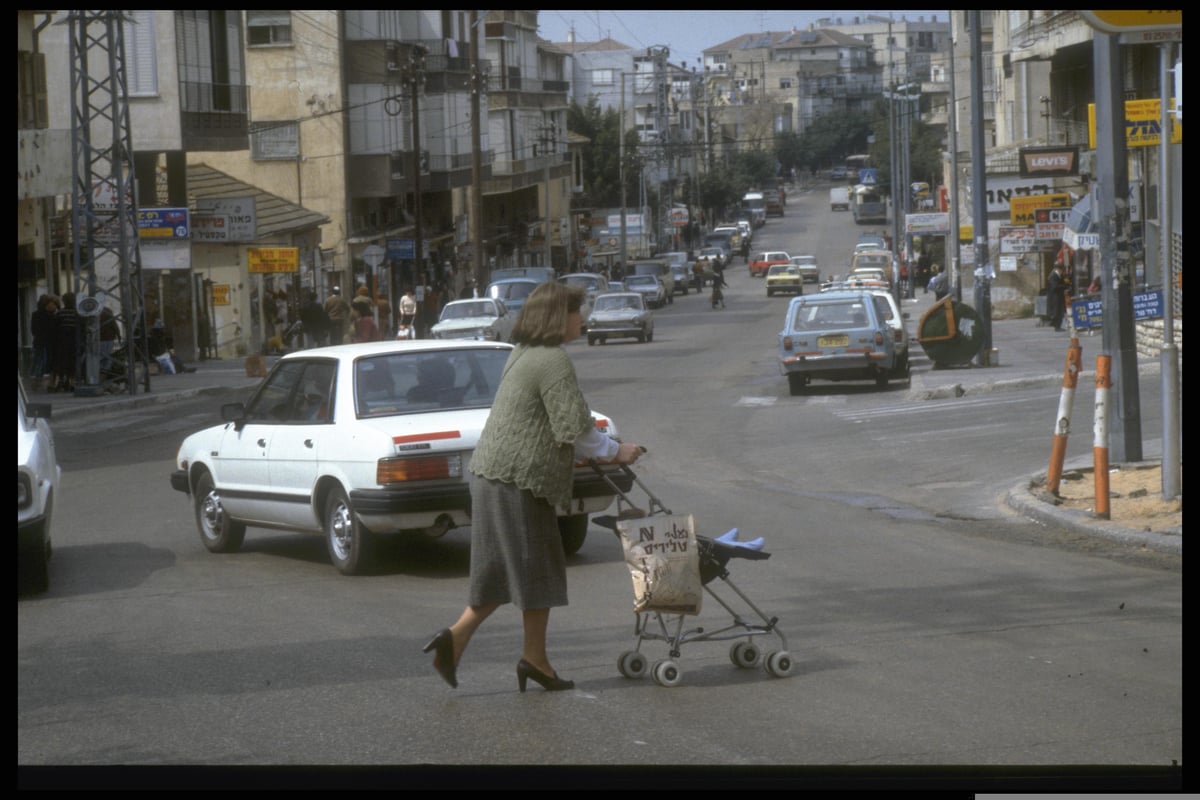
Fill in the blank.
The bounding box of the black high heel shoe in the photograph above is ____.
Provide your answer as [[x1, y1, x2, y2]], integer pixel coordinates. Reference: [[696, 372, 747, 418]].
[[516, 659, 574, 693], [422, 628, 457, 688]]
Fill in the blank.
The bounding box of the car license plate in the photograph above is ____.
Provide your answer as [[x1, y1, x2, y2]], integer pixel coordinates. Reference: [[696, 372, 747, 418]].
[[818, 334, 849, 347]]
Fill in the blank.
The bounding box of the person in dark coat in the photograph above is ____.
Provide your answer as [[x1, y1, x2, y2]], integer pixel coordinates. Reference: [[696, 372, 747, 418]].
[[1046, 264, 1069, 331], [299, 291, 328, 347], [51, 292, 79, 392], [30, 294, 59, 386]]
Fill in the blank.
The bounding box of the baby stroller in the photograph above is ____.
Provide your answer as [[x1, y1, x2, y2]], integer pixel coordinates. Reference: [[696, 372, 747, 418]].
[[591, 463, 793, 687]]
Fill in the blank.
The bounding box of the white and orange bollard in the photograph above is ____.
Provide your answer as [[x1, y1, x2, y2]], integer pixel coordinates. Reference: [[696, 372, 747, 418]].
[[1092, 354, 1111, 520], [1045, 337, 1083, 495]]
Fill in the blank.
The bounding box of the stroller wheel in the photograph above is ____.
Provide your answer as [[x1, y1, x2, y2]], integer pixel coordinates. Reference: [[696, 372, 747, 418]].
[[730, 641, 761, 669], [651, 659, 682, 687], [764, 650, 795, 678], [617, 651, 648, 680]]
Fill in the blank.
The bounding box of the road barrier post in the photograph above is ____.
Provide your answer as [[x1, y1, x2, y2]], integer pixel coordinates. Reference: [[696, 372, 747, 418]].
[[1046, 337, 1083, 494], [1093, 354, 1112, 520]]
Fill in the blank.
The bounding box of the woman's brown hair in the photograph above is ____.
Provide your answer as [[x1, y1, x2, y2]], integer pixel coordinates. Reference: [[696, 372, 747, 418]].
[[511, 281, 583, 346]]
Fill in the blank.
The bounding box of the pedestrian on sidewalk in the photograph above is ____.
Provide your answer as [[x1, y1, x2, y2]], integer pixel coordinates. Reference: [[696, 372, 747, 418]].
[[51, 292, 79, 393], [30, 294, 58, 390], [1047, 263, 1068, 331], [324, 286, 351, 344]]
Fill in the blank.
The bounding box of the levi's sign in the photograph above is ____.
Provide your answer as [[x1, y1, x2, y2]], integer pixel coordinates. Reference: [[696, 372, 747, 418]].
[[1019, 146, 1080, 179]]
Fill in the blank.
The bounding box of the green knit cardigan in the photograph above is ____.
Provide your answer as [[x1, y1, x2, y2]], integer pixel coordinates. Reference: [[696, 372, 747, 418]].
[[469, 344, 592, 509]]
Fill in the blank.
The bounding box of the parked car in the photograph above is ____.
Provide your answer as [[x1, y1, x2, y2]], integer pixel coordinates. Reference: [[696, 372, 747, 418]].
[[777, 290, 908, 395], [713, 225, 747, 260], [850, 249, 896, 287], [749, 250, 791, 278], [485, 277, 541, 315], [586, 292, 654, 345], [855, 233, 888, 252], [558, 272, 610, 305], [654, 252, 693, 295], [830, 165, 848, 180], [623, 274, 668, 308], [629, 260, 674, 301], [820, 280, 910, 368], [829, 186, 851, 211], [765, 263, 804, 296], [170, 341, 631, 572], [429, 297, 516, 343], [703, 231, 735, 264], [789, 254, 821, 285], [18, 377, 60, 595]]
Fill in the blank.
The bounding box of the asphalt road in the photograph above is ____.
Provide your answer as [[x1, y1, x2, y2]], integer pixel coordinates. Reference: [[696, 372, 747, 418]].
[[18, 184, 1182, 791]]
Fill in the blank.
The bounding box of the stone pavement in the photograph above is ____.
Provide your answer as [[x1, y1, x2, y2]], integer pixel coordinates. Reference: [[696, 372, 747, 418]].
[[24, 294, 1180, 556]]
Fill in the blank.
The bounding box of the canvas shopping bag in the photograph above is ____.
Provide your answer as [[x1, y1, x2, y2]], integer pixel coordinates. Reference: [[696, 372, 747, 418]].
[[617, 513, 703, 615]]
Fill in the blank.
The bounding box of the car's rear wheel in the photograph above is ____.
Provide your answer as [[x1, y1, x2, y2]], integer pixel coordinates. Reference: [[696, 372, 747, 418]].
[[646, 328, 653, 342], [325, 484, 375, 575], [17, 531, 50, 596], [875, 371, 889, 389], [787, 373, 808, 396], [558, 514, 588, 556], [194, 471, 246, 553], [587, 335, 597, 346]]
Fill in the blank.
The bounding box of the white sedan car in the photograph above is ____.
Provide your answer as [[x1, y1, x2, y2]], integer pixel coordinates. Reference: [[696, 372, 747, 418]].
[[170, 341, 630, 574], [18, 378, 60, 595], [430, 297, 516, 342]]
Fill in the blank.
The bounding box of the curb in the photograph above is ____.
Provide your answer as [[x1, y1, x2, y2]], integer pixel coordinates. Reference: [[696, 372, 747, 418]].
[[1005, 474, 1182, 556]]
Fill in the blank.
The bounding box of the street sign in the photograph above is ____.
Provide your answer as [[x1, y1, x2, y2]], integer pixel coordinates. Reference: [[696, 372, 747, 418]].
[[1079, 11, 1181, 34], [361, 244, 385, 268]]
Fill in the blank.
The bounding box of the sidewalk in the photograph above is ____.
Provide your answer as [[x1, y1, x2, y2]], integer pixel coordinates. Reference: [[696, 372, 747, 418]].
[[26, 299, 1180, 556]]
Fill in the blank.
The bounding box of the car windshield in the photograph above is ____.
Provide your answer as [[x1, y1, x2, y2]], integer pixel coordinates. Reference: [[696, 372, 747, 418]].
[[791, 300, 871, 332], [626, 276, 655, 288], [768, 265, 796, 276], [354, 347, 511, 417], [489, 282, 537, 302], [594, 294, 642, 312], [791, 256, 817, 267], [856, 256, 889, 269], [441, 301, 494, 320], [561, 276, 599, 290]]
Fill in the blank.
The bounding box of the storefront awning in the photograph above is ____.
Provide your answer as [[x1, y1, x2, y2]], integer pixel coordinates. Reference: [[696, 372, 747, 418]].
[[1062, 195, 1098, 250]]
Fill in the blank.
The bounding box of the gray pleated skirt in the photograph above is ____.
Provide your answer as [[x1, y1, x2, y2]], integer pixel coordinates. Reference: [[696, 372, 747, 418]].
[[467, 473, 568, 609]]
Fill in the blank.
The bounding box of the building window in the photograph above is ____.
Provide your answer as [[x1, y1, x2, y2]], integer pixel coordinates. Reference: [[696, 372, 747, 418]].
[[247, 10, 292, 46], [251, 121, 299, 159], [780, 78, 793, 90], [592, 68, 614, 86], [124, 10, 159, 96]]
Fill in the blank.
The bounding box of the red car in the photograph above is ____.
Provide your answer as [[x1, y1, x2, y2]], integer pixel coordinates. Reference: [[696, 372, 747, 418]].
[[749, 250, 790, 278]]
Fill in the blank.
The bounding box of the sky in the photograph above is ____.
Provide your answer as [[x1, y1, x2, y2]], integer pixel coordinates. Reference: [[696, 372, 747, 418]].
[[536, 10, 948, 68]]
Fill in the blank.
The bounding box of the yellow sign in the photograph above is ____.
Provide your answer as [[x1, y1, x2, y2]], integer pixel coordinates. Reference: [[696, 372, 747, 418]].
[[959, 225, 973, 243], [1088, 99, 1182, 149], [1080, 10, 1182, 33], [247, 247, 299, 274], [1009, 193, 1071, 226], [211, 284, 231, 306]]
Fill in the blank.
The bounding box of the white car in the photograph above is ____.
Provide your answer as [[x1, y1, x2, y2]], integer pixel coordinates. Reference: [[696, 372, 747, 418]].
[[18, 378, 60, 595], [170, 341, 630, 574], [820, 280, 910, 367], [789, 254, 821, 285], [430, 297, 516, 343]]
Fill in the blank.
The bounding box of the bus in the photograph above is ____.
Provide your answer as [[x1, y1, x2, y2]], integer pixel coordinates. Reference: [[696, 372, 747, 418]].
[[845, 155, 873, 184], [851, 184, 888, 225]]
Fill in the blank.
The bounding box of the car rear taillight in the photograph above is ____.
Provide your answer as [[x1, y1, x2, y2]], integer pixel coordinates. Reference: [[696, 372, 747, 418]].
[[376, 453, 463, 484]]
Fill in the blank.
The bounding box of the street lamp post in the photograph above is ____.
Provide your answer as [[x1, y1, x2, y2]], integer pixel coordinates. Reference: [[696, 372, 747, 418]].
[[868, 14, 901, 306]]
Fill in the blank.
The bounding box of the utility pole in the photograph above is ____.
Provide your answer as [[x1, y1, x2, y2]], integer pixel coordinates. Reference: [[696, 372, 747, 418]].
[[469, 11, 484, 292], [948, 23, 963, 302], [968, 10, 993, 365], [538, 122, 556, 270], [1158, 43, 1180, 498], [620, 72, 628, 269], [1093, 32, 1141, 461]]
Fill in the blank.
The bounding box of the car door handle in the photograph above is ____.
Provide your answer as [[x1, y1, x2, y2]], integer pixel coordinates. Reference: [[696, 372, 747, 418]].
[[257, 438, 267, 448]]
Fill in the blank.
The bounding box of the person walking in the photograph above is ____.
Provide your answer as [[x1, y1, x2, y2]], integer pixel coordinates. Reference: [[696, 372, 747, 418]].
[[397, 287, 418, 339], [1046, 263, 1069, 331], [350, 295, 381, 343], [51, 292, 79, 393], [299, 291, 328, 347], [30, 294, 58, 389], [422, 282, 643, 692], [323, 286, 351, 344]]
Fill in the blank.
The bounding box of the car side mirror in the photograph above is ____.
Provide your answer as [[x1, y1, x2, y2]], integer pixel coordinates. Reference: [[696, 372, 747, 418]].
[[222, 402, 248, 430]]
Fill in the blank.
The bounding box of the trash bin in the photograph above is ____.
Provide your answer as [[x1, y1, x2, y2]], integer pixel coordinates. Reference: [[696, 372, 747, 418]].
[[917, 296, 986, 368]]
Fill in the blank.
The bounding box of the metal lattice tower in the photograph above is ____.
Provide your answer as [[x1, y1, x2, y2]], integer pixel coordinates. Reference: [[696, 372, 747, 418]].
[[67, 10, 149, 396]]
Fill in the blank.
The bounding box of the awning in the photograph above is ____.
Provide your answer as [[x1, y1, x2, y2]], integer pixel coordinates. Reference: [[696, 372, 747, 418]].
[[1062, 195, 1098, 250]]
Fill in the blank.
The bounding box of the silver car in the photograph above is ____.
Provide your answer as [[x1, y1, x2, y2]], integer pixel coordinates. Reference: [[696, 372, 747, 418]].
[[623, 274, 668, 309], [586, 292, 654, 345], [430, 297, 516, 342]]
